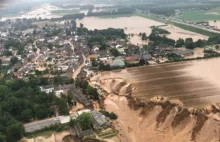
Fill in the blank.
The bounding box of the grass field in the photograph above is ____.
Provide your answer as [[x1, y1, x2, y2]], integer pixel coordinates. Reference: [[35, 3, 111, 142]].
[[208, 6, 220, 13], [178, 10, 220, 22]]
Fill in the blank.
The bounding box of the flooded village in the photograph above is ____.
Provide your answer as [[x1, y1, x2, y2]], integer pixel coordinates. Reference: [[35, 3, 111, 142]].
[[0, 1, 220, 142]]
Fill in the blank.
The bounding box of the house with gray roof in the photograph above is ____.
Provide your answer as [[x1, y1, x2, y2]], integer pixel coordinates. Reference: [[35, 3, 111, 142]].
[[91, 111, 110, 130]]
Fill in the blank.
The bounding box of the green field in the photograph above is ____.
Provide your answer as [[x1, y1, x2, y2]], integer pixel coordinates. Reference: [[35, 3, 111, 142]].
[[178, 10, 220, 22], [208, 6, 220, 13]]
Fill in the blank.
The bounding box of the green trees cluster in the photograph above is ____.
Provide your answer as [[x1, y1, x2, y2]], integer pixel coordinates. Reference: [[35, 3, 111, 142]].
[[139, 32, 147, 40], [99, 110, 118, 120], [87, 7, 135, 16], [110, 48, 120, 57], [4, 39, 25, 55], [0, 78, 70, 141], [149, 32, 175, 46], [176, 38, 185, 47], [75, 79, 99, 100], [87, 28, 126, 42], [51, 13, 85, 21], [75, 112, 92, 131], [151, 26, 171, 34]]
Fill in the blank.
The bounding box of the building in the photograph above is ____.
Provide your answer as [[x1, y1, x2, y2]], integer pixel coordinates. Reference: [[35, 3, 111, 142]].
[[24, 117, 61, 133], [91, 111, 110, 130], [172, 49, 194, 57], [110, 57, 125, 67], [40, 85, 54, 94]]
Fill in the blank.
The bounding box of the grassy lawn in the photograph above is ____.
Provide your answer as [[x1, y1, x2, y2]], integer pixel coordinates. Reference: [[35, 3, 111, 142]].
[[178, 10, 220, 21]]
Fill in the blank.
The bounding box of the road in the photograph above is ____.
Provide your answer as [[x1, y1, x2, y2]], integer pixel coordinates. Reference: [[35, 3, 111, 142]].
[[72, 53, 86, 79], [66, 40, 75, 51], [140, 11, 220, 34]]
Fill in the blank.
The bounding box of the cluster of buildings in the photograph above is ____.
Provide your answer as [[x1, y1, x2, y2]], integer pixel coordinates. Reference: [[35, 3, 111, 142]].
[[0, 20, 86, 79], [84, 41, 194, 71], [24, 109, 111, 138]]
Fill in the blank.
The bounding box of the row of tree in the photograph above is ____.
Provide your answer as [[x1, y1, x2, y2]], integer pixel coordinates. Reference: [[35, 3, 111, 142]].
[[87, 7, 135, 16]]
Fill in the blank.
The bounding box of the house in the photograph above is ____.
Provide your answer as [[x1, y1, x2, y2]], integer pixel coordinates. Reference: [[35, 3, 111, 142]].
[[73, 88, 92, 107], [91, 111, 110, 130], [87, 54, 97, 60], [172, 49, 194, 57], [40, 85, 54, 94], [125, 54, 142, 63], [54, 84, 74, 97], [142, 54, 152, 60], [110, 57, 125, 67]]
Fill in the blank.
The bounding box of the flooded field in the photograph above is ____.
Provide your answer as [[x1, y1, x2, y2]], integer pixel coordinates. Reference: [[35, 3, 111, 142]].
[[92, 58, 220, 108], [76, 16, 208, 45]]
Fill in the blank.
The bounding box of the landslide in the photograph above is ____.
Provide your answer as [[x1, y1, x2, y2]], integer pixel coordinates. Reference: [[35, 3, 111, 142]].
[[91, 75, 220, 142]]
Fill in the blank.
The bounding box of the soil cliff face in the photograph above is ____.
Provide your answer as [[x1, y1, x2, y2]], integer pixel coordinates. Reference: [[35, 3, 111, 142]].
[[91, 74, 220, 142]]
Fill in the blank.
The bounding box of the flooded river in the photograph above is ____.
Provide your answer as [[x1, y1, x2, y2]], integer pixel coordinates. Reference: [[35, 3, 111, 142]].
[[76, 16, 208, 45]]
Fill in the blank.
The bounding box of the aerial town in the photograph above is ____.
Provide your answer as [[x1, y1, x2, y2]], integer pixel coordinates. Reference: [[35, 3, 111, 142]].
[[0, 0, 220, 142]]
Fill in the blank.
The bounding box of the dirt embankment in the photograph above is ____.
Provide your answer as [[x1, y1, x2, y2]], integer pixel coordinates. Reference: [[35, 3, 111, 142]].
[[91, 76, 220, 142]]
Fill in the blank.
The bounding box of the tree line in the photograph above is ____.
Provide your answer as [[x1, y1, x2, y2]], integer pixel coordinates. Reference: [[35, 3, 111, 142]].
[[0, 78, 70, 142], [87, 7, 135, 16]]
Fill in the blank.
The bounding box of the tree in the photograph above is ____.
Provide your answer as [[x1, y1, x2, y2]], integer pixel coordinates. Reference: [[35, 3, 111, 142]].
[[67, 91, 74, 106], [20, 109, 33, 122], [71, 20, 77, 28], [185, 38, 196, 49], [91, 58, 98, 67], [215, 45, 220, 50], [76, 112, 92, 130], [0, 85, 9, 100], [80, 23, 84, 29], [196, 39, 207, 47], [6, 123, 24, 142], [34, 105, 49, 119], [10, 56, 18, 65], [33, 47, 37, 52], [141, 32, 147, 40], [87, 85, 99, 100], [110, 48, 120, 57], [176, 38, 185, 47], [56, 98, 69, 115]]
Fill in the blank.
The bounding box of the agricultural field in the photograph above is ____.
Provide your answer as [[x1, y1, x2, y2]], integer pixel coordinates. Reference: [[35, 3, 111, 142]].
[[178, 9, 220, 22]]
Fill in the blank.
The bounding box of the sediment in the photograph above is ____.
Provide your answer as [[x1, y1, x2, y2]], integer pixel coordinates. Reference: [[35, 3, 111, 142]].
[[91, 76, 220, 142]]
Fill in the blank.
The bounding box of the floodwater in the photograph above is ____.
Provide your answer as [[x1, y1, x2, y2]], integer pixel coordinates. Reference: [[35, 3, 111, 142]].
[[209, 20, 220, 29], [94, 58, 220, 108], [129, 58, 220, 107], [76, 16, 208, 45]]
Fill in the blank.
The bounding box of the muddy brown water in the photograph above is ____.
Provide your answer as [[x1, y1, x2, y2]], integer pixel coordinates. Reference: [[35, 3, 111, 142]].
[[76, 16, 208, 45], [104, 58, 220, 108]]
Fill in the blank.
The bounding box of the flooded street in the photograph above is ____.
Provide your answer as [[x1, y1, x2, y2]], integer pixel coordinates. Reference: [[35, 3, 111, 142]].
[[76, 16, 208, 45]]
